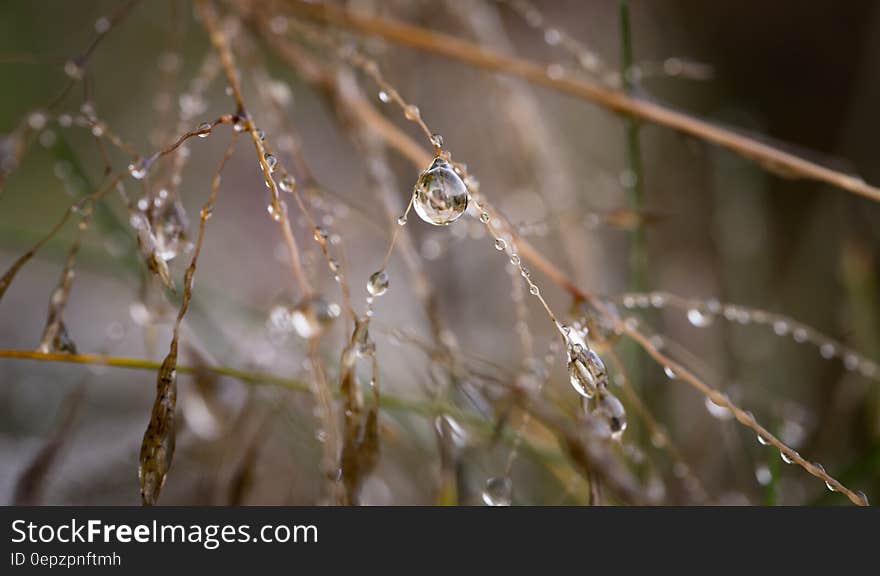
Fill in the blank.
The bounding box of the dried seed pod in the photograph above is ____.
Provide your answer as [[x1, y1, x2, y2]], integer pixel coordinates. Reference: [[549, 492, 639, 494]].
[[139, 348, 178, 506]]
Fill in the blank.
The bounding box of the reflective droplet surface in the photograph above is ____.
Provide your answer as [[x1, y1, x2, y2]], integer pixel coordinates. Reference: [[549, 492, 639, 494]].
[[413, 157, 469, 226], [597, 392, 627, 440], [288, 296, 341, 339], [482, 477, 512, 506], [687, 307, 713, 327], [367, 270, 389, 296], [568, 358, 596, 398]]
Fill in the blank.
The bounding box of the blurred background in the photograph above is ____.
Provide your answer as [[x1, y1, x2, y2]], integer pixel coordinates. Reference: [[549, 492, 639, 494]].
[[0, 0, 878, 505]]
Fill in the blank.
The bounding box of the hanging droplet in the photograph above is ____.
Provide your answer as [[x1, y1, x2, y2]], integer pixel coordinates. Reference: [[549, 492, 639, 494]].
[[378, 90, 390, 103], [404, 105, 420, 120], [289, 296, 341, 339], [482, 477, 512, 506], [757, 433, 770, 446], [255, 128, 265, 141], [687, 307, 713, 327], [267, 204, 282, 222], [780, 451, 795, 464], [663, 366, 676, 379], [367, 270, 389, 296], [494, 238, 506, 251], [279, 175, 296, 193], [434, 414, 469, 449], [313, 226, 329, 243], [64, 59, 84, 80], [819, 342, 836, 359], [264, 153, 277, 172], [479, 211, 490, 224], [430, 133, 444, 148], [128, 162, 147, 180], [197, 122, 212, 137], [567, 344, 598, 399], [529, 284, 539, 296], [412, 157, 469, 226], [597, 392, 627, 440], [396, 215, 407, 226], [704, 396, 733, 420]]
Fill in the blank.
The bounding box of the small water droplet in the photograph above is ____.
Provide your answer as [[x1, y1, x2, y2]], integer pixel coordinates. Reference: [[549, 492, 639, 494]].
[[413, 157, 469, 226], [128, 162, 147, 180], [819, 342, 836, 359], [279, 175, 296, 193], [482, 477, 512, 506], [687, 307, 713, 327], [289, 296, 341, 339], [264, 153, 277, 172], [494, 238, 506, 251], [773, 320, 789, 336], [94, 17, 111, 34], [378, 90, 390, 103], [367, 270, 389, 296], [757, 434, 770, 446], [430, 133, 444, 148], [64, 59, 84, 80], [780, 451, 796, 464], [755, 464, 772, 486], [313, 226, 329, 243], [704, 396, 733, 420], [404, 105, 420, 120], [663, 366, 676, 379], [197, 122, 211, 137], [479, 211, 490, 224], [396, 215, 407, 226]]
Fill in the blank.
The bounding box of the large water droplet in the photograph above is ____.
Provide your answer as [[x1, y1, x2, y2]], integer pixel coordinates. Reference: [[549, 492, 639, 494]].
[[367, 270, 389, 296], [482, 477, 512, 506], [597, 392, 627, 440], [413, 157, 469, 226], [568, 358, 596, 398]]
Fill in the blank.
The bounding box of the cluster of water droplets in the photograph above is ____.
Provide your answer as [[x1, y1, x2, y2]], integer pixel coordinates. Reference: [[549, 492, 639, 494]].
[[620, 291, 879, 380]]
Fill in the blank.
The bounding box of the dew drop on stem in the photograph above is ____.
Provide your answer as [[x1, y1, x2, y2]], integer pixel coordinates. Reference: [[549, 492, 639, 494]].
[[412, 157, 469, 226], [482, 477, 512, 506], [367, 270, 389, 297]]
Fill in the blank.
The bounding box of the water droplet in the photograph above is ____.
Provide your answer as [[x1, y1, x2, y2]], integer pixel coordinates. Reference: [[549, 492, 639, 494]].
[[255, 128, 265, 141], [780, 451, 796, 464], [404, 105, 420, 120], [819, 342, 836, 359], [755, 464, 772, 486], [793, 327, 808, 343], [64, 59, 84, 80], [757, 434, 770, 446], [434, 414, 468, 448], [313, 226, 329, 243], [568, 359, 595, 399], [529, 285, 539, 296], [773, 320, 789, 336], [233, 116, 247, 132], [367, 270, 389, 296], [663, 366, 676, 379], [128, 162, 147, 180], [704, 396, 733, 420], [396, 215, 407, 226], [544, 28, 561, 45], [197, 121, 211, 137], [494, 238, 506, 251], [430, 133, 444, 148], [94, 17, 111, 34], [378, 90, 390, 103], [482, 477, 512, 506], [267, 204, 282, 221], [289, 296, 341, 339], [413, 157, 469, 226], [479, 211, 490, 224], [597, 393, 627, 440], [687, 307, 713, 327], [843, 353, 859, 371], [264, 153, 277, 172]]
